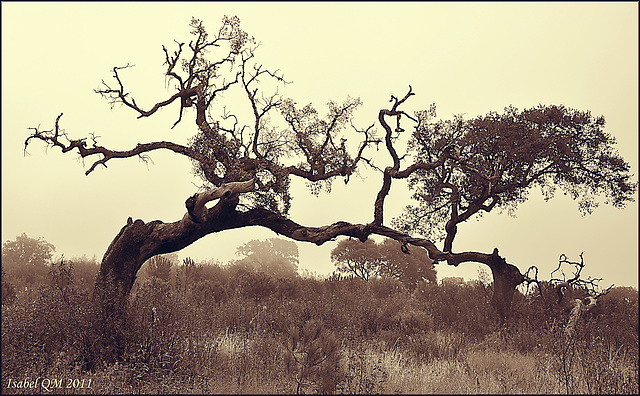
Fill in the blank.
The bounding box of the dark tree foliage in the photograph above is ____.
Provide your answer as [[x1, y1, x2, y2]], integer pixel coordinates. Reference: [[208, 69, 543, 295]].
[[396, 105, 636, 249], [23, 16, 637, 360], [331, 238, 436, 288]]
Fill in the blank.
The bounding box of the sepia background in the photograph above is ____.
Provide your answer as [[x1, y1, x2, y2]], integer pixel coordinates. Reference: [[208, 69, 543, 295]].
[[2, 2, 638, 287]]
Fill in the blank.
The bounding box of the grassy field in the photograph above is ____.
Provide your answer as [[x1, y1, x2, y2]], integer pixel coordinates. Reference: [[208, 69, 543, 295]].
[[2, 259, 638, 394]]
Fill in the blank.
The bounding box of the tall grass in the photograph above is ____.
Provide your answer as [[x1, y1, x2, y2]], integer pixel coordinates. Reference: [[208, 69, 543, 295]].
[[2, 259, 638, 394]]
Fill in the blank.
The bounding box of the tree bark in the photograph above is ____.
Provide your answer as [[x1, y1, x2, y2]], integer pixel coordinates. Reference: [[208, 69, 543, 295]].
[[90, 180, 254, 360], [486, 248, 525, 319], [92, 219, 154, 360]]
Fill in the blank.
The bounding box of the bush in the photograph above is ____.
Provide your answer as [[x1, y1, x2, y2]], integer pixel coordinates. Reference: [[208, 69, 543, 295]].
[[338, 348, 388, 394], [274, 276, 302, 300], [234, 270, 276, 301], [281, 318, 343, 394], [1, 269, 17, 305], [2, 259, 100, 375], [66, 255, 100, 293], [368, 277, 406, 299], [2, 250, 637, 394], [144, 255, 173, 281]]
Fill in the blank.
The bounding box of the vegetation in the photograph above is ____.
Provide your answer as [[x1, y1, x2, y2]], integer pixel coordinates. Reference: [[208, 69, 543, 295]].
[[331, 237, 436, 289], [11, 13, 637, 394], [233, 238, 299, 279], [2, 233, 55, 292], [22, 15, 637, 354], [2, 244, 638, 394]]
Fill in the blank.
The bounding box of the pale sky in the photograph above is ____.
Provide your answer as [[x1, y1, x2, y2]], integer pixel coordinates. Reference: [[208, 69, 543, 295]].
[[2, 2, 638, 288]]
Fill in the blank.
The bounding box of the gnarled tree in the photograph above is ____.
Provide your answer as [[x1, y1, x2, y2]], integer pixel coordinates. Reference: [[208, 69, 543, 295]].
[[25, 17, 636, 359]]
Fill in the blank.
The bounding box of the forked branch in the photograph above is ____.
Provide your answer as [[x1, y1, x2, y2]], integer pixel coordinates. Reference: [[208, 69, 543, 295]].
[[95, 65, 201, 122], [24, 114, 208, 175], [551, 253, 613, 298]]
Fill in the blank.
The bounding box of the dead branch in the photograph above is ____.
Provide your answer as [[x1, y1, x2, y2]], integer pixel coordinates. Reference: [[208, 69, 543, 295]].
[[25, 114, 209, 175], [551, 253, 613, 303]]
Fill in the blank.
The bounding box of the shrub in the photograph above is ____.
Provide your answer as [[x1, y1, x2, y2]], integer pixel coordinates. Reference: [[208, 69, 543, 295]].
[[66, 255, 100, 293], [272, 277, 301, 300], [281, 318, 343, 394], [2, 259, 100, 375], [338, 348, 388, 394], [1, 269, 17, 305], [2, 247, 637, 394], [368, 277, 406, 299], [235, 270, 276, 301], [144, 255, 173, 281]]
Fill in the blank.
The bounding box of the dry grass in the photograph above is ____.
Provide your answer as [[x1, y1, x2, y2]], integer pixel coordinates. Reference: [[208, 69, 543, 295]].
[[2, 267, 637, 394]]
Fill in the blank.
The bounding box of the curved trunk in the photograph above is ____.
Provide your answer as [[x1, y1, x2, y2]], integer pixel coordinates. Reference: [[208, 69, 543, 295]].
[[88, 179, 375, 361], [486, 248, 525, 319], [91, 219, 152, 361], [89, 182, 526, 362], [90, 180, 254, 361]]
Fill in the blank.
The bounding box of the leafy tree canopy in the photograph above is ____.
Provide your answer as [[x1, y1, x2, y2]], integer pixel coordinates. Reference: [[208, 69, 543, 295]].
[[395, 104, 636, 251], [331, 237, 436, 288], [234, 238, 299, 279], [2, 233, 56, 286]]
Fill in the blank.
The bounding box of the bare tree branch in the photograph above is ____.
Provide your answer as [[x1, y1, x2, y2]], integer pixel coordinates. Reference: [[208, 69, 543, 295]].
[[25, 114, 209, 175], [551, 253, 613, 299]]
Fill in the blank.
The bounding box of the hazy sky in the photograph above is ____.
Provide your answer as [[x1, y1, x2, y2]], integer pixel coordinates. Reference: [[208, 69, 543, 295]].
[[2, 2, 638, 288]]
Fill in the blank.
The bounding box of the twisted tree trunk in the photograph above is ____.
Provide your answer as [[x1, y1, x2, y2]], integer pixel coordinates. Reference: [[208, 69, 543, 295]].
[[486, 249, 525, 319], [90, 180, 254, 360]]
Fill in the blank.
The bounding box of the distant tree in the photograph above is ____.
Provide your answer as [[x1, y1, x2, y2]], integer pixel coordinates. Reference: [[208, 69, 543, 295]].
[[234, 238, 299, 279], [24, 16, 636, 361], [378, 238, 436, 288], [331, 239, 383, 281], [331, 238, 436, 288], [2, 233, 55, 288]]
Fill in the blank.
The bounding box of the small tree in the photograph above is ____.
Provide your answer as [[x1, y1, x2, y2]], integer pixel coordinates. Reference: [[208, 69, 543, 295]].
[[331, 238, 436, 288], [175, 256, 202, 295], [144, 255, 174, 281], [234, 238, 299, 279], [282, 319, 342, 394], [2, 233, 56, 289], [331, 239, 383, 281], [378, 238, 436, 288]]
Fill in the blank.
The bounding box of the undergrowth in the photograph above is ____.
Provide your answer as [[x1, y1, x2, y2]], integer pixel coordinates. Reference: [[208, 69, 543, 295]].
[[2, 259, 638, 394]]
